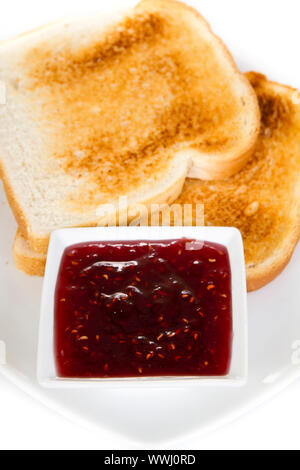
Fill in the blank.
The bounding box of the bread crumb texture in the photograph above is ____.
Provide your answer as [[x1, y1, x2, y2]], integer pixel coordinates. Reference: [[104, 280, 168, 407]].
[[176, 72, 300, 267], [22, 5, 244, 209]]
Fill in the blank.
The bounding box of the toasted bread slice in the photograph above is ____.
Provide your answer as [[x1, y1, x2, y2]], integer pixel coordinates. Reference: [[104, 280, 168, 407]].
[[13, 229, 46, 277], [0, 0, 259, 254], [13, 73, 300, 289], [175, 73, 300, 291]]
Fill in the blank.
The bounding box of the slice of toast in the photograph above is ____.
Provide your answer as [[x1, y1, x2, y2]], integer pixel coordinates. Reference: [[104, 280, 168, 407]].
[[13, 229, 46, 277], [0, 0, 259, 254], [13, 73, 299, 291], [175, 73, 300, 291]]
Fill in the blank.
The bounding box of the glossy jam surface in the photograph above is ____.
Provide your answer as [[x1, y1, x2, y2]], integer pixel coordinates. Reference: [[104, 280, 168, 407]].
[[54, 239, 232, 378]]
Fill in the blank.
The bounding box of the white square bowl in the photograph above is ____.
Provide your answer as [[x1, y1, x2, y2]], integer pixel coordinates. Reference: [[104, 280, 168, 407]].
[[37, 226, 248, 388]]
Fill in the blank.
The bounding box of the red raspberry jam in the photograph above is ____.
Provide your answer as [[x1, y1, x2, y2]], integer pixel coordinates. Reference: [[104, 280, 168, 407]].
[[54, 239, 232, 378]]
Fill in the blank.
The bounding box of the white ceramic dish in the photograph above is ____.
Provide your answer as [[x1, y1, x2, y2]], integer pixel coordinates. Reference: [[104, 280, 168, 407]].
[[0, 158, 300, 447], [38, 226, 247, 388], [1, 0, 300, 444]]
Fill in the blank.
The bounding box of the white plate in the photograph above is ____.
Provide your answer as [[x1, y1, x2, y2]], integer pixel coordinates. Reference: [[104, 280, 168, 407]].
[[0, 183, 300, 445]]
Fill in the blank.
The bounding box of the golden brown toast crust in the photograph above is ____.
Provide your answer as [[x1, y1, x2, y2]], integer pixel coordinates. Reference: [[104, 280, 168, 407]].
[[0, 159, 29, 241], [22, 0, 258, 205], [13, 230, 46, 277]]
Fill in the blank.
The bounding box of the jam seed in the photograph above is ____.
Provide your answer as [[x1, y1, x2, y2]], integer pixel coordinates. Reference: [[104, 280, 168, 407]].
[[103, 274, 109, 280], [208, 259, 216, 263], [182, 318, 189, 324], [136, 352, 143, 358], [204, 361, 209, 367], [78, 336, 88, 341], [96, 335, 100, 342], [158, 354, 165, 359], [220, 294, 228, 298], [60, 298, 66, 302], [146, 353, 153, 360], [167, 332, 176, 338], [193, 333, 199, 341], [169, 343, 176, 350], [71, 261, 79, 266], [138, 367, 143, 374], [82, 346, 89, 352], [157, 333, 164, 341], [207, 284, 215, 291], [189, 297, 195, 304], [71, 329, 78, 334]]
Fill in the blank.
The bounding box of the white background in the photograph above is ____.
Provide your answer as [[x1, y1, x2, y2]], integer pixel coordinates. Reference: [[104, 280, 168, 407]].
[[0, 0, 300, 450]]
